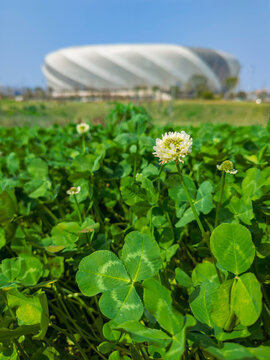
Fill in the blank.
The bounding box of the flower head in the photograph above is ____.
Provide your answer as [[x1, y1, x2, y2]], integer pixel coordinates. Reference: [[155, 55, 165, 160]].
[[67, 186, 81, 195], [153, 131, 192, 164], [76, 123, 89, 134], [217, 160, 237, 174]]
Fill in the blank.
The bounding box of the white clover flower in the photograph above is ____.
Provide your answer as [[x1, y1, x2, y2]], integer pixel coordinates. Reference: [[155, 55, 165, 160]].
[[153, 131, 192, 164], [76, 123, 89, 134], [217, 160, 237, 174], [67, 186, 81, 195]]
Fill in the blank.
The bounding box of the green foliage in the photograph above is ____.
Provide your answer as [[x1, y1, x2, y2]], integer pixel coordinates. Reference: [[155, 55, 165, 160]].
[[210, 223, 255, 275], [0, 103, 269, 359]]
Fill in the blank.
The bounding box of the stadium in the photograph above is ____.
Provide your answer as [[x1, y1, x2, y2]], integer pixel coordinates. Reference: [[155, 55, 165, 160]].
[[42, 44, 240, 95]]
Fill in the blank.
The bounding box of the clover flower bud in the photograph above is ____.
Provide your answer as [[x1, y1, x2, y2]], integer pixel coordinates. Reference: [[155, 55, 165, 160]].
[[217, 160, 237, 174], [67, 186, 81, 195], [76, 123, 89, 134], [153, 131, 192, 164]]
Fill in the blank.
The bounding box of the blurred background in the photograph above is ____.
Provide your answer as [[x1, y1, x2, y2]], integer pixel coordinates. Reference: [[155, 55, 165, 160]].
[[0, 0, 269, 126]]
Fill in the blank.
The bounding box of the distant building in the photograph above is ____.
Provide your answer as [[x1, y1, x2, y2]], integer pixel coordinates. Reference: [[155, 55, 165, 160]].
[[42, 44, 240, 95]]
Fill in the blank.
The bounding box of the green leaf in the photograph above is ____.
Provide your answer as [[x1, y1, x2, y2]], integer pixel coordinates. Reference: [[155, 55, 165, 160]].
[[72, 145, 106, 172], [103, 321, 121, 341], [108, 351, 121, 360], [155, 298, 184, 336], [143, 279, 184, 335], [6, 152, 19, 175], [76, 250, 130, 296], [168, 174, 196, 204], [33, 292, 49, 340], [211, 279, 234, 329], [175, 181, 213, 227], [120, 177, 147, 206], [196, 181, 214, 214], [190, 281, 219, 327], [97, 341, 116, 354], [47, 222, 81, 251], [47, 256, 64, 279], [121, 231, 161, 281], [136, 174, 159, 205], [221, 342, 254, 360], [164, 315, 196, 360], [17, 256, 43, 286], [0, 343, 18, 359], [24, 179, 52, 198], [1, 258, 21, 282], [115, 321, 171, 346], [228, 196, 254, 225], [247, 346, 270, 360], [0, 228, 6, 249], [142, 164, 159, 177], [210, 223, 255, 275], [164, 331, 185, 360], [7, 289, 43, 326], [0, 190, 17, 222], [99, 284, 143, 323], [175, 267, 193, 288], [188, 332, 223, 359], [143, 278, 172, 309], [242, 168, 270, 200], [27, 158, 48, 179], [231, 272, 263, 326], [215, 326, 251, 341], [192, 262, 220, 286], [0, 325, 40, 342]]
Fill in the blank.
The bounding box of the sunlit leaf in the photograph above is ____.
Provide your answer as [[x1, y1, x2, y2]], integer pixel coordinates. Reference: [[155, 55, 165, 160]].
[[231, 272, 262, 326], [76, 251, 130, 296], [210, 223, 255, 275], [121, 231, 161, 281], [99, 284, 143, 323]]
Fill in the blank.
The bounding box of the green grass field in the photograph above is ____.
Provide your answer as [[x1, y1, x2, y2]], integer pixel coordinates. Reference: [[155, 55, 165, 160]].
[[0, 99, 269, 127]]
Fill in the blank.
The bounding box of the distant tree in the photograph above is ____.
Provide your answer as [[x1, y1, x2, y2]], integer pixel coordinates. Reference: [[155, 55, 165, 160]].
[[47, 87, 53, 99], [256, 90, 268, 101], [34, 87, 46, 99], [201, 90, 214, 100], [187, 74, 209, 98], [223, 76, 238, 94], [236, 91, 247, 100], [23, 88, 33, 100], [152, 85, 159, 93]]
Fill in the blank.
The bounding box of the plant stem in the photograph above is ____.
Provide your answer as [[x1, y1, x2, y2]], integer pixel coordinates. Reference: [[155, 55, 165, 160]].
[[14, 339, 30, 360], [157, 164, 165, 194], [50, 323, 89, 360], [176, 162, 206, 240], [74, 195, 82, 225], [215, 171, 226, 227], [40, 203, 58, 223], [82, 134, 86, 153], [133, 142, 139, 179], [179, 239, 197, 266]]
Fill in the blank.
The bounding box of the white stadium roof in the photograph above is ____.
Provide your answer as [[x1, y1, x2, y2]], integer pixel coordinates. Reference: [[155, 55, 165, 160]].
[[42, 44, 240, 93]]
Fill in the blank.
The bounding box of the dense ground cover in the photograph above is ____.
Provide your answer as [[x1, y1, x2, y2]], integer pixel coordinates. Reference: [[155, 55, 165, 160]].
[[0, 99, 270, 127], [0, 103, 269, 359]]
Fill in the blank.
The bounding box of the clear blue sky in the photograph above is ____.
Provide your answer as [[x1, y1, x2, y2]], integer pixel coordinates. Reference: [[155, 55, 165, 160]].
[[0, 0, 269, 91]]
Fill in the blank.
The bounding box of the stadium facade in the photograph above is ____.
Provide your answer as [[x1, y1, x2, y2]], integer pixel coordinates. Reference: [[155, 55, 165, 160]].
[[42, 44, 240, 94]]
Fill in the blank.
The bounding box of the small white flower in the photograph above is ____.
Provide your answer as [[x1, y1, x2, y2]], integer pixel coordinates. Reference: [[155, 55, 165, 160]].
[[67, 186, 81, 195], [217, 160, 237, 174], [153, 131, 192, 164], [76, 123, 90, 134]]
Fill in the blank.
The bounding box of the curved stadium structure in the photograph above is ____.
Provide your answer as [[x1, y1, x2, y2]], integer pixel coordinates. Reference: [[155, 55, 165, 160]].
[[42, 44, 240, 93]]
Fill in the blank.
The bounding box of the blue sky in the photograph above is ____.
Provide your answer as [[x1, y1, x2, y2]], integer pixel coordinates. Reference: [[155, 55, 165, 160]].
[[0, 0, 269, 90]]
